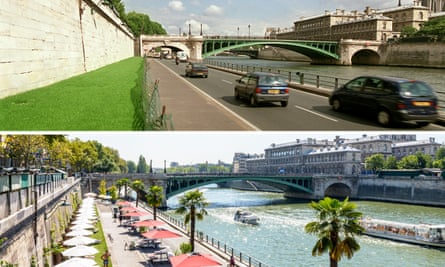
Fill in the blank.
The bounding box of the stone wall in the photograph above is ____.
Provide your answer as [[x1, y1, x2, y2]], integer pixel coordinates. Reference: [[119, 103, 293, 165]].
[[357, 176, 445, 206], [0, 0, 134, 99], [379, 42, 445, 68]]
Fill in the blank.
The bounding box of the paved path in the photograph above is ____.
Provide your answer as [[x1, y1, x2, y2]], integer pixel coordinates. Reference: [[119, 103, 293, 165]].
[[97, 200, 235, 267], [147, 59, 257, 130]]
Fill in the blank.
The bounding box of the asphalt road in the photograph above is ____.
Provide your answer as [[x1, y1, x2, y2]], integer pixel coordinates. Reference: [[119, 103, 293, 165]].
[[160, 60, 445, 131]]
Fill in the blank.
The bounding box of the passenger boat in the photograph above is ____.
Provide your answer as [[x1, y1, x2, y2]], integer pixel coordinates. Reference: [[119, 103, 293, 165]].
[[234, 210, 260, 225], [360, 217, 445, 248]]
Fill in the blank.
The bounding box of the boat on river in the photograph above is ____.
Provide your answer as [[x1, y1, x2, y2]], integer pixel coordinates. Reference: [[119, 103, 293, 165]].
[[234, 210, 260, 225], [360, 217, 445, 248]]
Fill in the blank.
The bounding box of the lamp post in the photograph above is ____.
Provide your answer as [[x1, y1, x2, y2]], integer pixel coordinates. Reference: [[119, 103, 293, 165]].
[[237, 27, 239, 38], [188, 23, 191, 36], [200, 23, 203, 36], [248, 24, 251, 39]]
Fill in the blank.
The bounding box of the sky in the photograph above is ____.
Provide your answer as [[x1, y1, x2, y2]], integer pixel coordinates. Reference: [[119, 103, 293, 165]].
[[69, 131, 445, 168], [121, 0, 398, 36]]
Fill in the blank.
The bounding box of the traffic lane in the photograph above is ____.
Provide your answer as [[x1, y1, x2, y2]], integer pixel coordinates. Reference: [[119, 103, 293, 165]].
[[164, 60, 445, 130]]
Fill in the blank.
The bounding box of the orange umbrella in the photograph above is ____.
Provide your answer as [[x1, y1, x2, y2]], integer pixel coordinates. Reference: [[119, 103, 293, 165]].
[[141, 229, 181, 239], [132, 220, 165, 228], [170, 253, 222, 267]]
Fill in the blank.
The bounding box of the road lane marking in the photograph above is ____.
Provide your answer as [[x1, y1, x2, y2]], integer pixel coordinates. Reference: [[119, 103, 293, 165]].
[[294, 105, 338, 122], [222, 79, 233, 85]]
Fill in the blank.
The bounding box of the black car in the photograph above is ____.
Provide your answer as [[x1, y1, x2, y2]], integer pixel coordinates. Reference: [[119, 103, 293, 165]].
[[185, 62, 208, 78], [329, 76, 438, 127], [234, 72, 289, 107]]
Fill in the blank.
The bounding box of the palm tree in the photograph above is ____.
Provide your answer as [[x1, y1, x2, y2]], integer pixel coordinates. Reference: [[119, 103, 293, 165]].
[[305, 197, 364, 267], [130, 180, 145, 207], [146, 185, 163, 220], [116, 178, 130, 200], [175, 190, 209, 252]]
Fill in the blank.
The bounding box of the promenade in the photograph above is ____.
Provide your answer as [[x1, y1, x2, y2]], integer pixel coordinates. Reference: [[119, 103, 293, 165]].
[[147, 59, 257, 130], [96, 200, 236, 267]]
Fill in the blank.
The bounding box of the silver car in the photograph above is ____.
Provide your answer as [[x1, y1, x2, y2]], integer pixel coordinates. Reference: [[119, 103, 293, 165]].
[[234, 72, 289, 107]]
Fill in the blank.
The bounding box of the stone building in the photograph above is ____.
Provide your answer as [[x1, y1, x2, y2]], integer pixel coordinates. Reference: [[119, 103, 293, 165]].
[[305, 146, 362, 175], [422, 0, 445, 12], [392, 137, 442, 159], [381, 1, 430, 33]]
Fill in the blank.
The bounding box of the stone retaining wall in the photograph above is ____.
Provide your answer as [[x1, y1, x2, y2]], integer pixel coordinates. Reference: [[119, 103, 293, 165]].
[[0, 0, 134, 99]]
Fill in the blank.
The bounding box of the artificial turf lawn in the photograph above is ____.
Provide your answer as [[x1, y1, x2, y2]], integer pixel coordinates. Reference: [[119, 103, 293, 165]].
[[0, 57, 144, 130]]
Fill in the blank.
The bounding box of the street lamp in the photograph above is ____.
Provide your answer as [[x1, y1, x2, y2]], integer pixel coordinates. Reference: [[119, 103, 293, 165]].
[[237, 27, 239, 38], [188, 23, 191, 36], [248, 24, 251, 39]]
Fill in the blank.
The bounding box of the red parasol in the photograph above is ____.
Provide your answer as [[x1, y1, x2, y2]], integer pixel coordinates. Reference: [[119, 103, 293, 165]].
[[116, 201, 133, 207], [132, 220, 165, 228], [141, 229, 182, 239], [120, 206, 139, 212], [169, 253, 222, 267]]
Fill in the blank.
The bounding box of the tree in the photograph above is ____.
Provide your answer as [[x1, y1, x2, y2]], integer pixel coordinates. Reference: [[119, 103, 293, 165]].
[[127, 160, 136, 173], [414, 152, 432, 168], [398, 155, 419, 169], [416, 17, 445, 38], [401, 26, 417, 37], [175, 190, 209, 252], [131, 180, 145, 207], [116, 178, 130, 199], [126, 11, 167, 36], [435, 147, 445, 160], [137, 155, 148, 173], [384, 156, 398, 169], [146, 185, 164, 220], [364, 154, 385, 172], [1, 135, 47, 168], [305, 197, 364, 267], [98, 179, 107, 195]]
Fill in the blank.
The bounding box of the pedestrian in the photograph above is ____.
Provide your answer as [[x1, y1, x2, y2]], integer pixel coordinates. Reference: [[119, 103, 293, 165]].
[[101, 250, 111, 267], [124, 241, 128, 250], [119, 214, 122, 225], [229, 255, 235, 267]]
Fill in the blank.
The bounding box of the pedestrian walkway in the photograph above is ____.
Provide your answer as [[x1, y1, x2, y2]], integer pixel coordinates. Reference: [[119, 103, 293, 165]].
[[96, 200, 235, 267], [147, 59, 257, 130]]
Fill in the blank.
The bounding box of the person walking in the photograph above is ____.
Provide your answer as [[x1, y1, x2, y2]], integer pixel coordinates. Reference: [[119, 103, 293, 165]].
[[101, 250, 111, 267], [229, 255, 236, 267]]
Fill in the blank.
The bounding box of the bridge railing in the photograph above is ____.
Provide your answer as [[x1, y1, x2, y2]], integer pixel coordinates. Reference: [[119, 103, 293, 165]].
[[155, 208, 272, 267], [203, 59, 349, 92]]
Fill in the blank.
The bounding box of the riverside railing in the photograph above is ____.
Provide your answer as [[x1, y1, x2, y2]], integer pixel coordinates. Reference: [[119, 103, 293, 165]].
[[204, 59, 445, 111], [156, 209, 271, 267]]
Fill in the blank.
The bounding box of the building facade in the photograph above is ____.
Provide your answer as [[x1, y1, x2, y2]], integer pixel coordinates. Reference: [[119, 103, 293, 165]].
[[235, 134, 443, 176]]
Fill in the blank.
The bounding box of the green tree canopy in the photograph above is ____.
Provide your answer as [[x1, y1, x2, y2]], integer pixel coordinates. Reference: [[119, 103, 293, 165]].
[[364, 154, 385, 172], [146, 185, 164, 220], [416, 17, 445, 37], [137, 155, 148, 173], [397, 155, 419, 169], [126, 12, 167, 36], [384, 156, 398, 169]]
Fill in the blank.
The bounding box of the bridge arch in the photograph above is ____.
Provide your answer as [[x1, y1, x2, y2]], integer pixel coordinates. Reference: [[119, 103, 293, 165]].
[[351, 49, 380, 65], [202, 40, 339, 62], [324, 182, 352, 198]]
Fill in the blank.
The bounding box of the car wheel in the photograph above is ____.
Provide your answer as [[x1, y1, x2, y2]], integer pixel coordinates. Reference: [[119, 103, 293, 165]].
[[377, 109, 392, 127], [416, 122, 430, 127], [234, 89, 240, 100], [281, 101, 288, 107], [249, 95, 257, 106], [332, 98, 342, 111]]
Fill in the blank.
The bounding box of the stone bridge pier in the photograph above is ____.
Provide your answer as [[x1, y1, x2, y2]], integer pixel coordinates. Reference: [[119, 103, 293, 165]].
[[311, 176, 360, 199], [338, 39, 382, 65]]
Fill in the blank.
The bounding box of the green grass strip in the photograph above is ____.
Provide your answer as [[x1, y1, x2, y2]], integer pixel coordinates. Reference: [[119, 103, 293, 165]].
[[0, 57, 144, 130]]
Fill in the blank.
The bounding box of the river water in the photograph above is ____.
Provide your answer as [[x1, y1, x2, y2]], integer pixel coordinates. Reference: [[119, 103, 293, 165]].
[[166, 187, 445, 267], [205, 56, 445, 94]]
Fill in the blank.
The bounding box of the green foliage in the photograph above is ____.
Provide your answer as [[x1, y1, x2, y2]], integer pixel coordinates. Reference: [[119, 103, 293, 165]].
[[137, 155, 148, 173], [175, 190, 209, 251], [127, 160, 137, 173], [305, 197, 363, 267], [0, 57, 144, 130], [179, 242, 193, 254], [364, 154, 385, 171], [126, 12, 167, 36], [99, 180, 107, 195], [416, 17, 445, 37], [0, 260, 17, 267], [146, 185, 164, 220], [397, 155, 419, 169], [384, 156, 398, 169], [131, 180, 145, 207], [108, 185, 118, 200], [401, 26, 417, 37]]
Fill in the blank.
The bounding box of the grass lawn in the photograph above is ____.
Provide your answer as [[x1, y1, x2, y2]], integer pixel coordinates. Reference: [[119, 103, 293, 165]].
[[91, 220, 112, 267], [0, 57, 144, 130]]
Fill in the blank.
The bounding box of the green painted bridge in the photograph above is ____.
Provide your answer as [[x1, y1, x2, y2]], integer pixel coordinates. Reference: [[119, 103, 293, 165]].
[[164, 173, 313, 198], [202, 38, 340, 61]]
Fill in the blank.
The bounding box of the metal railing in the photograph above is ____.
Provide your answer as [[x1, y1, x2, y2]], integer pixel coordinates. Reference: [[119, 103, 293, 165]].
[[203, 59, 349, 91], [156, 209, 272, 267]]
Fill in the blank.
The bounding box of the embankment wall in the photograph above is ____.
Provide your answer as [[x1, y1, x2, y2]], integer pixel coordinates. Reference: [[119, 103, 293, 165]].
[[0, 0, 134, 99]]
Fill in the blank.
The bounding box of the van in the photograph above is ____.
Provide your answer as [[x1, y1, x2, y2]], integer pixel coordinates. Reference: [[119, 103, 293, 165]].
[[176, 51, 187, 62]]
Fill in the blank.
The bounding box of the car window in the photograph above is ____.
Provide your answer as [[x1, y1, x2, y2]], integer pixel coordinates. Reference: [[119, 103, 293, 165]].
[[399, 81, 435, 97], [248, 77, 258, 85], [258, 75, 287, 86], [345, 77, 367, 92]]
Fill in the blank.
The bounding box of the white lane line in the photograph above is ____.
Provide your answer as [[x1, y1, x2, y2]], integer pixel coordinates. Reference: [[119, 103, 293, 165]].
[[222, 79, 233, 85], [294, 105, 338, 122]]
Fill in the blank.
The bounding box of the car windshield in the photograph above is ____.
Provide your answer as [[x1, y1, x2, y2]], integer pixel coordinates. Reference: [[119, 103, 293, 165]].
[[399, 81, 435, 97], [258, 75, 287, 86], [192, 64, 207, 69]]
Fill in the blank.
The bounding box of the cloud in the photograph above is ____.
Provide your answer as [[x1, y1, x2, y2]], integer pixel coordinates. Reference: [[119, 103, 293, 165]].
[[168, 1, 185, 11], [204, 5, 224, 16]]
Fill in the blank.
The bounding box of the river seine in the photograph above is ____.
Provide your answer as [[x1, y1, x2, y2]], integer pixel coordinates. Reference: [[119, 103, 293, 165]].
[[166, 187, 445, 267], [206, 56, 445, 92]]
